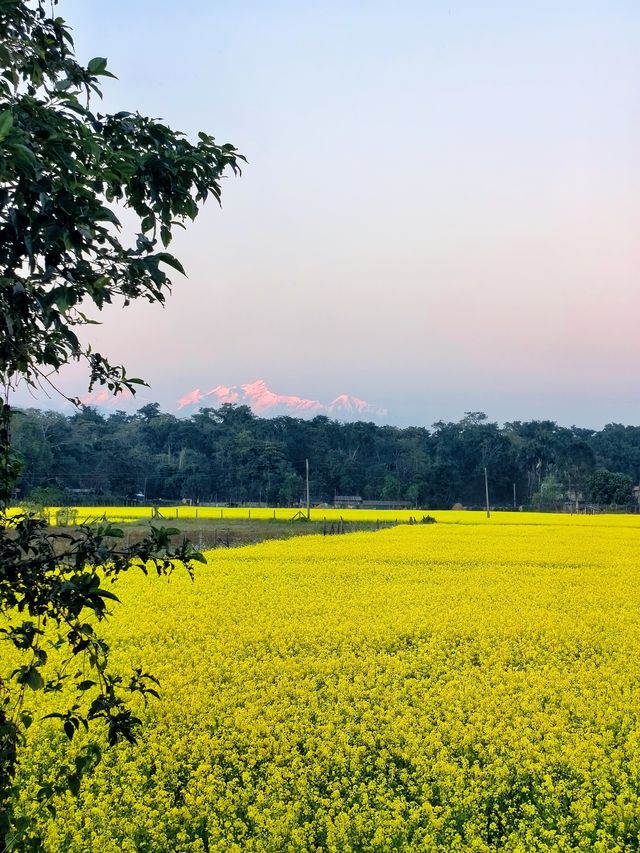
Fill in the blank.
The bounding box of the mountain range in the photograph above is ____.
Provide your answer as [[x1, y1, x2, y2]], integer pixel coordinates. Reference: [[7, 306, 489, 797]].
[[177, 379, 388, 421]]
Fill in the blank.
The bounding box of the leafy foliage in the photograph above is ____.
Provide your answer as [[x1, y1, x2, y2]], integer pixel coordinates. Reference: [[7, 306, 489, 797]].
[[586, 469, 633, 506], [0, 0, 243, 400], [0, 1, 242, 848]]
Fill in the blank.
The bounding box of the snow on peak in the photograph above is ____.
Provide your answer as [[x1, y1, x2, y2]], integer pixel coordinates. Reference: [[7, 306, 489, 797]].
[[177, 380, 387, 421], [328, 394, 372, 413]]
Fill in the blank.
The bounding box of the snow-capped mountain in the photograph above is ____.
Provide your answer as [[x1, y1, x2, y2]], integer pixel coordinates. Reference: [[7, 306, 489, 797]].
[[177, 379, 388, 421]]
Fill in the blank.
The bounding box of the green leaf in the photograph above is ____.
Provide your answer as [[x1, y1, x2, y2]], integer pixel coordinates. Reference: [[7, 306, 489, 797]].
[[140, 214, 155, 233], [0, 110, 13, 143], [155, 253, 186, 275], [67, 773, 81, 796], [37, 783, 55, 803], [13, 816, 30, 833], [77, 680, 97, 691], [87, 57, 108, 75], [26, 667, 44, 691], [95, 205, 120, 225], [6, 143, 37, 172], [190, 551, 207, 564], [96, 588, 120, 602]]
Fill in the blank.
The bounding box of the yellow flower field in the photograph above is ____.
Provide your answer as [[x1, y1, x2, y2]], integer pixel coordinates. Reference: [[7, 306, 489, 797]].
[[10, 515, 640, 851], [27, 504, 640, 527]]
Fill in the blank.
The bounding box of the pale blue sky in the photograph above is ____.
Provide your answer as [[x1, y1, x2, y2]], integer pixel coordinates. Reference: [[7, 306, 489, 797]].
[[20, 1, 640, 426]]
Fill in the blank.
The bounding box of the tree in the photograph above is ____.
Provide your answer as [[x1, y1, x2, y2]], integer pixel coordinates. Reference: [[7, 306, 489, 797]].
[[0, 2, 244, 848], [587, 469, 633, 506], [533, 472, 565, 507]]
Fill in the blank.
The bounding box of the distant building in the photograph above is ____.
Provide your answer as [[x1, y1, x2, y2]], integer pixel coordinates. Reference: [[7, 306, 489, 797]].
[[565, 487, 585, 511], [566, 485, 640, 513], [334, 495, 363, 508], [333, 495, 412, 510], [361, 500, 412, 510]]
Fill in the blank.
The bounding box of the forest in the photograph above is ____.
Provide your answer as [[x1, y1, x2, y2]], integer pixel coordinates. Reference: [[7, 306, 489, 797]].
[[9, 404, 640, 510]]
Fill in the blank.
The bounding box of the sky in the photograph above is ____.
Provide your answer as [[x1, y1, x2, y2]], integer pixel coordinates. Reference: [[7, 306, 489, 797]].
[[15, 1, 640, 428]]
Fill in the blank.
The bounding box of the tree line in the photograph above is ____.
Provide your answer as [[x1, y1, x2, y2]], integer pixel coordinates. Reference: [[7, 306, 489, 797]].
[[11, 404, 640, 510]]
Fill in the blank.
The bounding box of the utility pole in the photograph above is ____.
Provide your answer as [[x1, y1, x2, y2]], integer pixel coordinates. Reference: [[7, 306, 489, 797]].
[[513, 482, 517, 509], [484, 467, 490, 518], [305, 458, 310, 520]]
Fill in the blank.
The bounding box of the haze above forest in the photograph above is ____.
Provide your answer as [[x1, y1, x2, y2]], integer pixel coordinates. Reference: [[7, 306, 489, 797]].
[[9, 1, 640, 429]]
